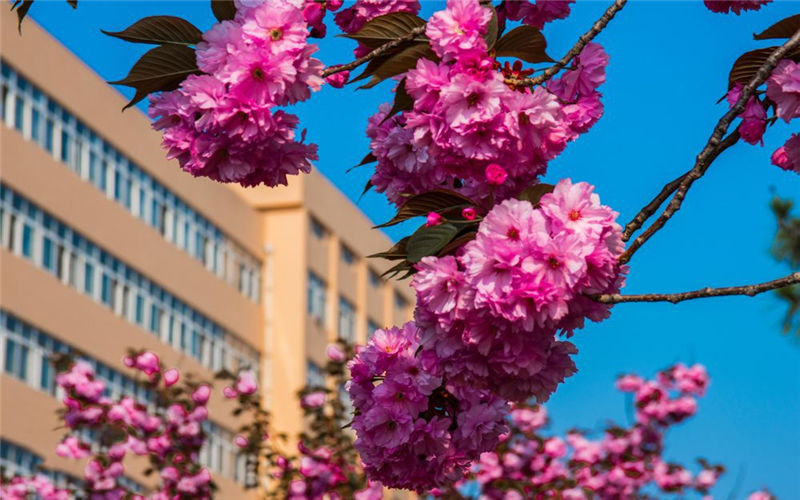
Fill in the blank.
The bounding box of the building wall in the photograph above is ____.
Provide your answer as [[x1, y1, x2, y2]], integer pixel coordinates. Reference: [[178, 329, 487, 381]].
[[1, 6, 415, 497]]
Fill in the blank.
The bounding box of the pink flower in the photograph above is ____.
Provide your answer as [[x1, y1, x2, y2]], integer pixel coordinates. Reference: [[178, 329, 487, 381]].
[[135, 351, 161, 376], [485, 163, 508, 185], [55, 436, 90, 459], [191, 384, 211, 405], [704, 0, 772, 14], [235, 370, 258, 395], [462, 207, 477, 220], [767, 59, 800, 123], [223, 386, 239, 399], [326, 343, 346, 362], [426, 211, 444, 227], [772, 134, 800, 174], [426, 0, 492, 59], [162, 368, 180, 387], [234, 435, 249, 448], [301, 391, 326, 408], [325, 71, 349, 88]]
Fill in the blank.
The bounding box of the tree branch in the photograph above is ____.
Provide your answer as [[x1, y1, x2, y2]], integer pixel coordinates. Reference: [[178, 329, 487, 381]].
[[622, 129, 740, 242], [593, 272, 800, 305], [320, 26, 427, 78], [619, 29, 800, 265], [507, 0, 628, 88]]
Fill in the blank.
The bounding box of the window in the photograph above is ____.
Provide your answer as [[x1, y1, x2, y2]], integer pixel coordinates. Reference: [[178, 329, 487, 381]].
[[310, 216, 326, 239], [338, 297, 356, 343], [307, 360, 325, 388], [367, 320, 381, 341], [0, 62, 263, 301], [4, 336, 28, 381], [341, 244, 355, 265], [307, 272, 327, 324], [395, 291, 409, 311], [368, 268, 382, 288], [0, 440, 42, 478]]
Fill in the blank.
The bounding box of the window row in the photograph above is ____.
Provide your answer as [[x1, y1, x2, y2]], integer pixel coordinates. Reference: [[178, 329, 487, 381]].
[[1, 310, 153, 403], [0, 439, 141, 492], [307, 272, 386, 343], [0, 61, 262, 301], [0, 184, 259, 374], [0, 311, 248, 485]]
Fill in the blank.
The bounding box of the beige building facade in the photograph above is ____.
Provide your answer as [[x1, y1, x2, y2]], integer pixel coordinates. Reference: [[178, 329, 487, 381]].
[[0, 9, 413, 497]]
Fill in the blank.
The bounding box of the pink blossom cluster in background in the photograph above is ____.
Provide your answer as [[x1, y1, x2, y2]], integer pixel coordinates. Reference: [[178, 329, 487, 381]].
[[703, 0, 772, 15], [0, 476, 71, 500], [453, 363, 775, 500], [368, 0, 609, 206], [414, 179, 626, 402], [13, 351, 236, 499], [148, 0, 323, 187], [347, 323, 508, 491]]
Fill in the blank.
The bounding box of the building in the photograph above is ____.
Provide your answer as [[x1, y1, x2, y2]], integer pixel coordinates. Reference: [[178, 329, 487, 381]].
[[0, 8, 414, 497]]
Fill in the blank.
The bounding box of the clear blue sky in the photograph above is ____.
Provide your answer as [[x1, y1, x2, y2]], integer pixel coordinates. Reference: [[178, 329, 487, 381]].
[[26, 1, 800, 497]]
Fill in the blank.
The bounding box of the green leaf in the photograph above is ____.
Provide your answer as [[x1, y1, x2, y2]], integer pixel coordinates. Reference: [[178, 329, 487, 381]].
[[754, 14, 800, 40], [342, 12, 427, 49], [356, 42, 437, 89], [728, 46, 800, 88], [346, 152, 377, 173], [484, 5, 500, 50], [11, 0, 34, 32], [516, 183, 555, 206], [406, 223, 460, 263], [102, 16, 203, 45], [438, 230, 477, 256], [494, 26, 554, 64], [368, 237, 409, 261], [382, 78, 414, 123], [211, 0, 236, 21], [109, 44, 201, 110], [377, 189, 476, 228]]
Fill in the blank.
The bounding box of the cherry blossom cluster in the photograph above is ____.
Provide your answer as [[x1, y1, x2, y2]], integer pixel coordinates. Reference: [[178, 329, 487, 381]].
[[149, 0, 323, 187], [368, 0, 608, 205], [703, 0, 772, 14], [413, 178, 627, 403], [47, 352, 216, 498], [448, 364, 775, 500], [0, 476, 71, 500], [496, 0, 575, 30], [335, 0, 420, 35], [347, 323, 509, 492], [767, 60, 800, 175]]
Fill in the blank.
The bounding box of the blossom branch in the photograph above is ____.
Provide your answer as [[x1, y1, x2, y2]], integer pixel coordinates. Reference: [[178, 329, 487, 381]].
[[619, 29, 800, 265], [622, 129, 740, 242], [508, 0, 628, 88], [321, 25, 427, 78], [593, 272, 800, 304]]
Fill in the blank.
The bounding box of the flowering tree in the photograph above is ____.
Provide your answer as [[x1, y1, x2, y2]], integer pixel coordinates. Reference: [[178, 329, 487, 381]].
[[7, 0, 800, 496]]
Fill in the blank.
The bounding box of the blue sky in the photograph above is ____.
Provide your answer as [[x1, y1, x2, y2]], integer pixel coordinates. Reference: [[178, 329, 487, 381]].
[[26, 1, 800, 497]]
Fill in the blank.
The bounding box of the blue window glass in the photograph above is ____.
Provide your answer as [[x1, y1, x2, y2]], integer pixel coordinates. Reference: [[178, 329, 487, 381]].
[[135, 295, 144, 325], [60, 130, 70, 163], [44, 118, 54, 152], [84, 262, 95, 295], [101, 274, 112, 306], [31, 107, 40, 142], [14, 96, 24, 131], [21, 224, 33, 258], [42, 236, 54, 272]]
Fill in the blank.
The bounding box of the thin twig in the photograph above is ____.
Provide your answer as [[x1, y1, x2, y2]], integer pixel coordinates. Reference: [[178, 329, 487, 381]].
[[507, 0, 628, 88], [593, 272, 800, 305], [321, 26, 427, 78], [622, 129, 740, 242], [619, 30, 800, 265]]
